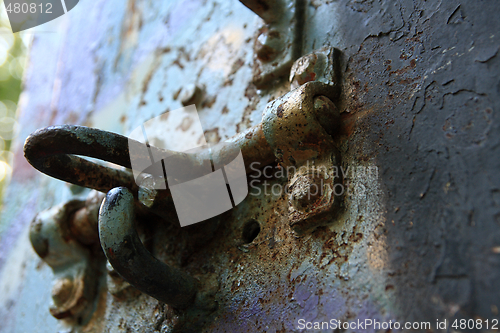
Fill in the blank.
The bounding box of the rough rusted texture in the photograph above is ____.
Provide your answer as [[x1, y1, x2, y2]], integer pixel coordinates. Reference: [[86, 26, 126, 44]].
[[290, 47, 342, 90], [327, 0, 500, 326], [187, 173, 377, 332], [2, 1, 273, 331], [24, 125, 139, 193], [24, 124, 275, 190], [29, 200, 100, 320], [2, 0, 499, 332], [224, 123, 275, 170], [24, 124, 234, 221], [24, 83, 340, 236], [288, 151, 342, 236], [258, 79, 344, 235], [262, 81, 340, 168], [24, 79, 344, 330], [69, 191, 105, 246]]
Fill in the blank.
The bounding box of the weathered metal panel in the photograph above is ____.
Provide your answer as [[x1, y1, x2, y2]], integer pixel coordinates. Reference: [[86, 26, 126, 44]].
[[0, 0, 499, 332]]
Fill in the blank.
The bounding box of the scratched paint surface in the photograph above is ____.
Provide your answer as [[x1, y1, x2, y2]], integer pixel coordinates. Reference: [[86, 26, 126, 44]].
[[1, 0, 499, 332]]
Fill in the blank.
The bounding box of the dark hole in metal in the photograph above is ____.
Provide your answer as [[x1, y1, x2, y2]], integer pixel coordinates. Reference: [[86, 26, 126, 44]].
[[242, 220, 261, 244]]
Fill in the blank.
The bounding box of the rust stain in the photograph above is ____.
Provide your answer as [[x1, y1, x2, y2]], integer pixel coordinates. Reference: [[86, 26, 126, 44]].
[[276, 105, 284, 118], [229, 58, 245, 76], [204, 128, 221, 145], [389, 63, 417, 76]]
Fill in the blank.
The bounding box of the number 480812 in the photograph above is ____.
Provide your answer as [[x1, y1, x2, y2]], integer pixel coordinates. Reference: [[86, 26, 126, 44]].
[[452, 318, 498, 330], [5, 2, 53, 14]]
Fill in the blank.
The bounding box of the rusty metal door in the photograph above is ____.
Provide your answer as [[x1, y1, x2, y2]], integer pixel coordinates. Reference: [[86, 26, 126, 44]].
[[1, 0, 499, 332]]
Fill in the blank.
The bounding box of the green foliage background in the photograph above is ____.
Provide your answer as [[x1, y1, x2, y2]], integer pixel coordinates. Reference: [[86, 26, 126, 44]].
[[0, 1, 27, 199]]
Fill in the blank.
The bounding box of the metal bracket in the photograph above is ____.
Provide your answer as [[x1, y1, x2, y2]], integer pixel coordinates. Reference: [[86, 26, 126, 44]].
[[239, 0, 304, 88], [262, 53, 343, 234], [29, 191, 104, 320]]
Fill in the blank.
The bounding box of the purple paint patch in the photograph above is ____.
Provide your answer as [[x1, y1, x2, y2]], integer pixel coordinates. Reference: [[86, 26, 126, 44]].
[[167, 0, 204, 35], [294, 282, 312, 308], [0, 185, 39, 273]]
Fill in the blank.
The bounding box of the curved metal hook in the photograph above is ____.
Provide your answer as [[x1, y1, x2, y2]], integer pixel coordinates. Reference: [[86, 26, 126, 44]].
[[99, 187, 198, 308], [23, 82, 337, 197], [23, 125, 141, 193], [23, 124, 273, 193]]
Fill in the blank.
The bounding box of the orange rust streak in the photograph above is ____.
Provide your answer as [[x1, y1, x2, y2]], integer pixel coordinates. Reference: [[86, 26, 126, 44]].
[[340, 107, 375, 137]]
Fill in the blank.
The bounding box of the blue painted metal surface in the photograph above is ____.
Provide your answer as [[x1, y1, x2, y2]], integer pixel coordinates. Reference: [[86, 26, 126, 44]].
[[1, 0, 499, 332], [0, 0, 400, 331]]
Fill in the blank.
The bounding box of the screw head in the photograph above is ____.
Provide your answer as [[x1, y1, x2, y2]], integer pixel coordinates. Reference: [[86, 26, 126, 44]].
[[289, 52, 327, 89], [290, 174, 325, 211]]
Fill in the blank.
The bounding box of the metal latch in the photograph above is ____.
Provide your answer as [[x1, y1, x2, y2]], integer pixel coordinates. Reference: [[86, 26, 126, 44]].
[[24, 47, 343, 328], [239, 0, 305, 87]]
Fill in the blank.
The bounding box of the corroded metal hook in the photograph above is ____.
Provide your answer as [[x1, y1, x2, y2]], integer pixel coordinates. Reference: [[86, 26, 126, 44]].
[[23, 81, 339, 221], [99, 186, 198, 308], [23, 81, 337, 193], [22, 123, 273, 220], [23, 125, 140, 194]]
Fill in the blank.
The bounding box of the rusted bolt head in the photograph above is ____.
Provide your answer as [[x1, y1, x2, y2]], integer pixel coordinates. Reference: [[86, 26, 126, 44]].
[[289, 52, 327, 89], [255, 30, 283, 62], [180, 84, 203, 106], [52, 277, 74, 306], [290, 174, 325, 211]]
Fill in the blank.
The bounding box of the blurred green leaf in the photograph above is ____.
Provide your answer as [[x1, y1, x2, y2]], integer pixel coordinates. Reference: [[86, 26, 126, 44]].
[[0, 1, 27, 205]]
